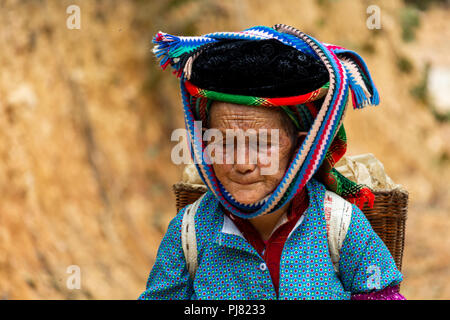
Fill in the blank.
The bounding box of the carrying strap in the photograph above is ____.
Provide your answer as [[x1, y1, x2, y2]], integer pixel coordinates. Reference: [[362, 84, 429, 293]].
[[324, 190, 353, 274], [181, 194, 205, 280], [181, 191, 352, 280]]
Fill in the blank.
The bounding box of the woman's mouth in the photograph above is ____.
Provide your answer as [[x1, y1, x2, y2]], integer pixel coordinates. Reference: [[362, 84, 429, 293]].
[[229, 178, 262, 186]]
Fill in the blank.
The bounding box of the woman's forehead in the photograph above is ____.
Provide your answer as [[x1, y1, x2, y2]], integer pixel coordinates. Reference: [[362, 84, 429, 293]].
[[209, 102, 287, 129]]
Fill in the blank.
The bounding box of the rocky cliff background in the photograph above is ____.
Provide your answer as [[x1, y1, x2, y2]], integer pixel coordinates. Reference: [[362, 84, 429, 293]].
[[0, 0, 448, 299]]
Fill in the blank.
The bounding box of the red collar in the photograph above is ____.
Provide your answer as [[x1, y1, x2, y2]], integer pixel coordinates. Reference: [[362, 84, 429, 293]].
[[222, 187, 309, 296]]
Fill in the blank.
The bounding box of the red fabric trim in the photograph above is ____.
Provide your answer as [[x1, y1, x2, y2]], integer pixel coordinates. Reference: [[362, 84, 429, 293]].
[[346, 187, 375, 210], [184, 80, 326, 107], [224, 188, 309, 296]]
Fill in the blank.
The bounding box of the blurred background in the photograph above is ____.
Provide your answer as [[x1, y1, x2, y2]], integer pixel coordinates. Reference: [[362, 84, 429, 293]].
[[0, 0, 448, 299]]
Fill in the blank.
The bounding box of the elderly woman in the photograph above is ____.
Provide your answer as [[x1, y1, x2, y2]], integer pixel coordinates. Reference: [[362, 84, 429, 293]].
[[139, 25, 405, 300]]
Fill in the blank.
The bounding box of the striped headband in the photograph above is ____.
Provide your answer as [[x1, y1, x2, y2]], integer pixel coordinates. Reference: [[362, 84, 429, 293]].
[[152, 24, 378, 218]]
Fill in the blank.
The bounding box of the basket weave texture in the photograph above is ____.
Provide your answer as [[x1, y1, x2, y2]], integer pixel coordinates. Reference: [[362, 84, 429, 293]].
[[173, 182, 408, 272]]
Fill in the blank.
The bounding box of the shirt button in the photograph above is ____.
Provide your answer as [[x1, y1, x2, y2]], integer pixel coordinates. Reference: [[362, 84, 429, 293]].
[[259, 263, 267, 271]]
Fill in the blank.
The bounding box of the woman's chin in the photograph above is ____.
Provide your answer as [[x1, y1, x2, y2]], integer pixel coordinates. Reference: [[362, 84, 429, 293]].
[[230, 190, 268, 205], [223, 181, 270, 204]]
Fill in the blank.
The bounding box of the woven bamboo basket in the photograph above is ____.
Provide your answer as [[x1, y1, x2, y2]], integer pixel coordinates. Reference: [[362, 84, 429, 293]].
[[173, 182, 408, 272]]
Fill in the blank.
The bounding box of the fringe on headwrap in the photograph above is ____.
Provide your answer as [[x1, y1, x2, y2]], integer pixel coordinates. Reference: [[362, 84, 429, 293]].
[[152, 31, 218, 78]]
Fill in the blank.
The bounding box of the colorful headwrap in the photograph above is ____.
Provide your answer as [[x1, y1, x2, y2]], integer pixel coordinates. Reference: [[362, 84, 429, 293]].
[[152, 24, 377, 219]]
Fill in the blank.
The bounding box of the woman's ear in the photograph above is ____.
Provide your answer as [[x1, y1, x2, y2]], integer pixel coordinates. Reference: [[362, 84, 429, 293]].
[[289, 131, 308, 160], [297, 131, 307, 143]]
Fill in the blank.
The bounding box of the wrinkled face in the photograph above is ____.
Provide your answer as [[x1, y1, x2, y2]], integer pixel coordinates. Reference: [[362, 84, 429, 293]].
[[208, 101, 303, 205]]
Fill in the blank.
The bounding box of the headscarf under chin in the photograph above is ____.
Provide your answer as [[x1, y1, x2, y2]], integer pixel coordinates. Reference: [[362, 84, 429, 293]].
[[152, 24, 377, 219]]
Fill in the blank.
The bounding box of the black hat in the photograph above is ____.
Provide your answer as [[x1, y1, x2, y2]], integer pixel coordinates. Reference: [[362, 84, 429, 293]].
[[189, 39, 329, 98]]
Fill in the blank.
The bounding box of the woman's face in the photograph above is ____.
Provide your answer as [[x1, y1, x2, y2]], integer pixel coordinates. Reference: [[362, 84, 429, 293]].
[[208, 102, 302, 205]]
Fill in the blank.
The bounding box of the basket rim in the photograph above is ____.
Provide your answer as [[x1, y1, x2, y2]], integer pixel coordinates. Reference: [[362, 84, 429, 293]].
[[173, 181, 208, 193], [174, 181, 409, 196]]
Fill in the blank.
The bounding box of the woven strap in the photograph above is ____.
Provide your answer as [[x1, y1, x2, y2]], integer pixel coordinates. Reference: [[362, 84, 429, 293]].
[[181, 191, 352, 280], [181, 194, 206, 280], [324, 190, 353, 274]]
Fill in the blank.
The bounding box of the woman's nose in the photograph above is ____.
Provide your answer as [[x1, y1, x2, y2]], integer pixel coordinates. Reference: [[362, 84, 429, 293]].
[[234, 162, 257, 175], [232, 144, 258, 174], [234, 147, 257, 174]]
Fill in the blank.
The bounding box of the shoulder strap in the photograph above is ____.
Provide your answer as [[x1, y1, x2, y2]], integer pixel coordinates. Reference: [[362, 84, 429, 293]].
[[181, 194, 205, 280], [323, 190, 353, 275]]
